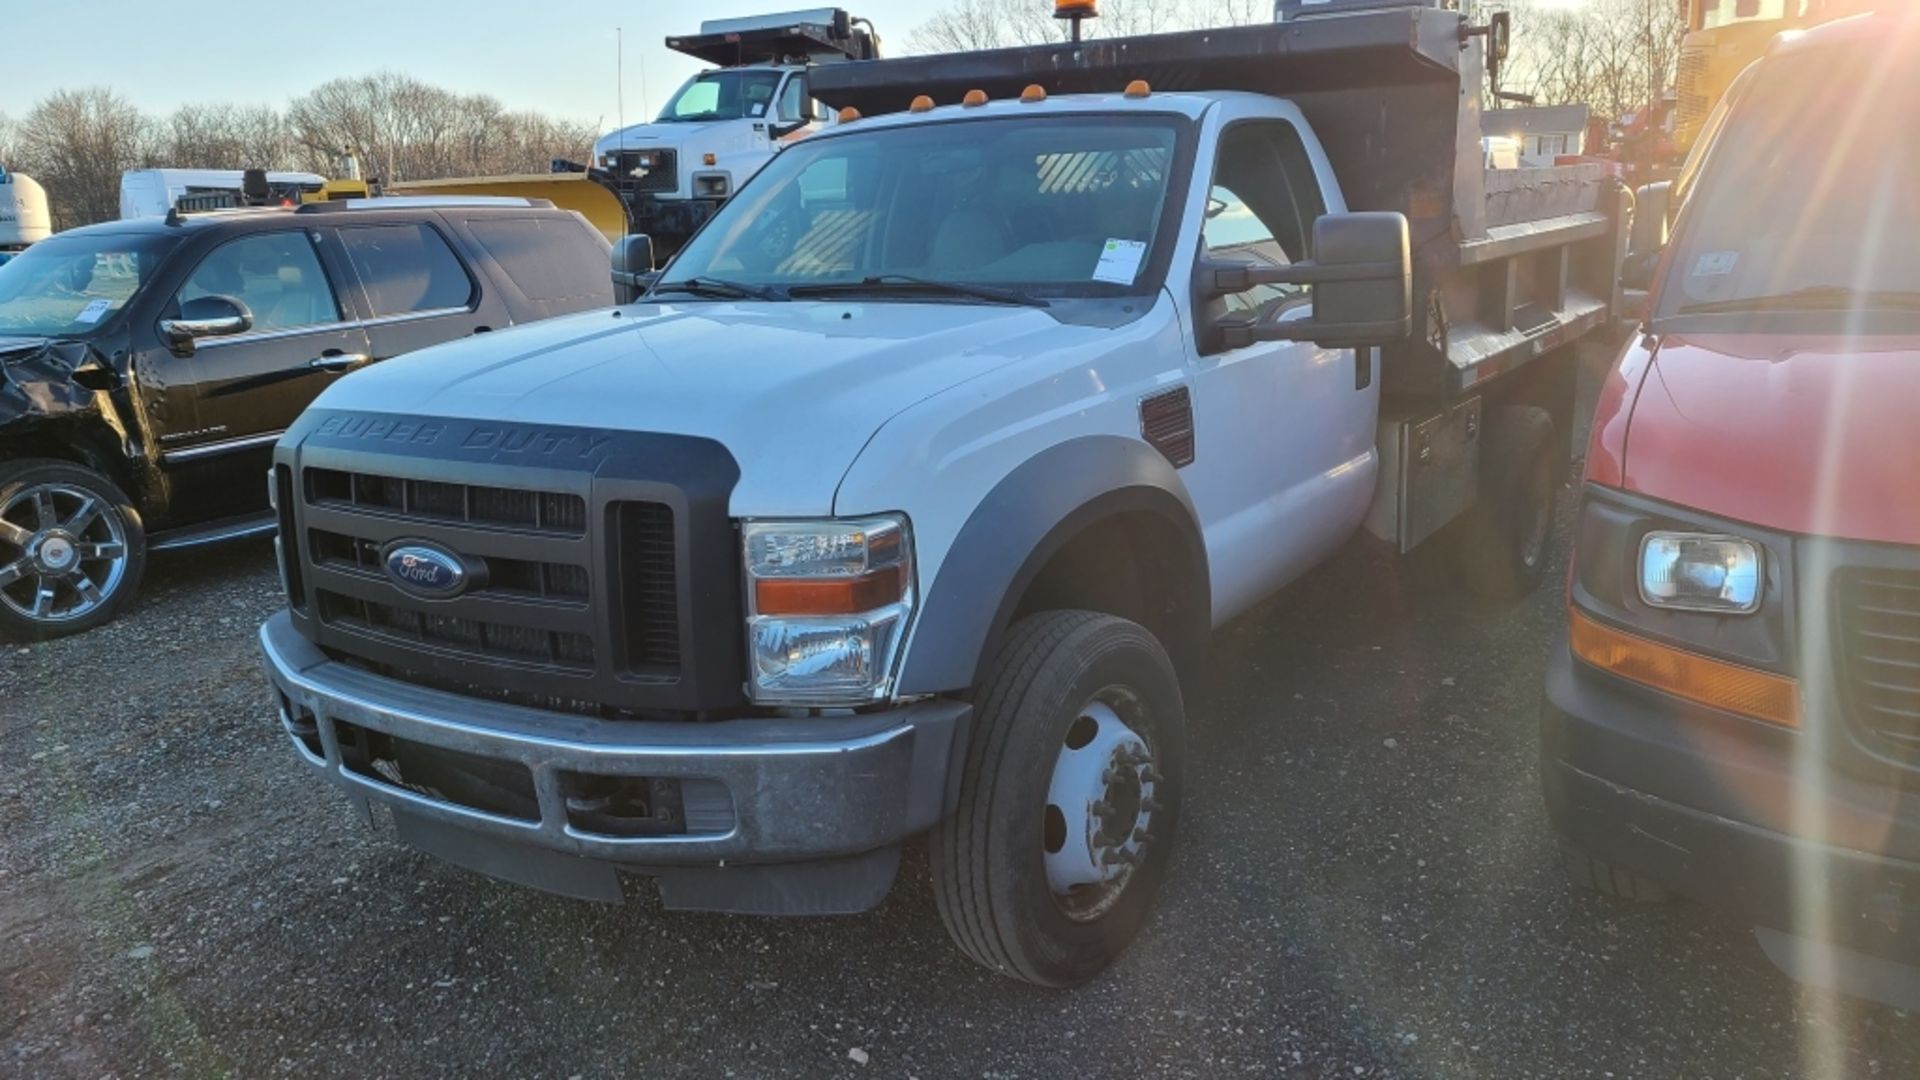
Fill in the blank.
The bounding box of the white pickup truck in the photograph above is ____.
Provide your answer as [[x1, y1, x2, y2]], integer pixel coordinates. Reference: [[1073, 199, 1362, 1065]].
[[589, 8, 880, 257], [260, 6, 1622, 986]]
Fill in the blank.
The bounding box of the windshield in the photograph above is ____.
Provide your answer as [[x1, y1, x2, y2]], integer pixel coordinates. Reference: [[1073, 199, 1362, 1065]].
[[1658, 48, 1919, 321], [658, 70, 786, 123], [0, 232, 179, 337], [661, 115, 1185, 300]]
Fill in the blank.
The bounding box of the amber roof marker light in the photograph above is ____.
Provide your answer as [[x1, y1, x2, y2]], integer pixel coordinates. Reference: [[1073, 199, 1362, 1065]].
[[1055, 0, 1098, 42]]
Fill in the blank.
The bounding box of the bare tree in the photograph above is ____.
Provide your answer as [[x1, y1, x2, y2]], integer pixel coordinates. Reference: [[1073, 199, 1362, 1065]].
[[163, 103, 299, 172], [1500, 0, 1689, 123], [15, 88, 157, 230], [909, 0, 1264, 53]]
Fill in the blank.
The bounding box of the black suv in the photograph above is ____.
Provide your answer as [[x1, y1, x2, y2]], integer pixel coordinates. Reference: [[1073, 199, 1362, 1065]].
[[0, 198, 613, 640]]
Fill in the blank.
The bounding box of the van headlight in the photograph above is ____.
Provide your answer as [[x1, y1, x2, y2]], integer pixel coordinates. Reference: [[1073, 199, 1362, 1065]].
[[742, 516, 914, 706], [1639, 532, 1762, 614]]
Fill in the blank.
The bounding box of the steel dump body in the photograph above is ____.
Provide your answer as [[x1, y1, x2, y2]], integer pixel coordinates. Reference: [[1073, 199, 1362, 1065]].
[[810, 7, 1624, 399]]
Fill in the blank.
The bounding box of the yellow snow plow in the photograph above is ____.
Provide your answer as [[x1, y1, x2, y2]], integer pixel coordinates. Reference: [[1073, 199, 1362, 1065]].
[[384, 173, 632, 243]]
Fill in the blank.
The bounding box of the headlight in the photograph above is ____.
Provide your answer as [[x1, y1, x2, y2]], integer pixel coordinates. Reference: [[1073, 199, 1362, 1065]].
[[1639, 532, 1761, 614], [742, 516, 914, 706]]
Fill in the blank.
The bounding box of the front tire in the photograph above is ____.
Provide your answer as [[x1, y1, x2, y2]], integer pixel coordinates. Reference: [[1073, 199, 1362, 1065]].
[[931, 611, 1186, 987], [0, 459, 146, 642]]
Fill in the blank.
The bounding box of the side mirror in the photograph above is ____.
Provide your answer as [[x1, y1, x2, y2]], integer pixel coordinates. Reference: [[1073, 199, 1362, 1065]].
[[1202, 212, 1412, 351], [1623, 181, 1672, 292], [769, 118, 809, 140], [611, 234, 657, 304], [161, 294, 254, 356]]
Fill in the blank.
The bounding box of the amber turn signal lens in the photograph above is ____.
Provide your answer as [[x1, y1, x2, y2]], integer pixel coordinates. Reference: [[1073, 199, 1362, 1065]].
[[1569, 608, 1800, 728], [755, 565, 906, 617], [1055, 0, 1099, 15]]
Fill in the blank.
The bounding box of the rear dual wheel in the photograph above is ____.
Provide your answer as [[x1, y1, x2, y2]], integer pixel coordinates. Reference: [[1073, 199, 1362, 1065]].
[[0, 460, 146, 642], [931, 611, 1186, 987]]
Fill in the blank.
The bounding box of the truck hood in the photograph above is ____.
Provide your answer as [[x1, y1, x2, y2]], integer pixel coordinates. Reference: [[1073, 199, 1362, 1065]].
[[593, 121, 728, 153], [310, 301, 1097, 515], [1623, 333, 1920, 545]]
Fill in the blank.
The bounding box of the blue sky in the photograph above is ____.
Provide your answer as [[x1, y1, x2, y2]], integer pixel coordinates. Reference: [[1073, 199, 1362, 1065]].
[[0, 1, 953, 131], [3, 1, 1589, 133]]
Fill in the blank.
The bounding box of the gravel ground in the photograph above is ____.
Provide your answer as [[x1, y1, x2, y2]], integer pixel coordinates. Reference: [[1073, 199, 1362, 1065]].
[[4, 500, 1919, 1077]]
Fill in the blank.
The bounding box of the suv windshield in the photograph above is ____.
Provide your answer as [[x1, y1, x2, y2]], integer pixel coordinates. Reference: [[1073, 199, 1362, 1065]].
[[659, 70, 786, 123], [0, 232, 180, 337], [660, 115, 1185, 300], [1660, 48, 1920, 321]]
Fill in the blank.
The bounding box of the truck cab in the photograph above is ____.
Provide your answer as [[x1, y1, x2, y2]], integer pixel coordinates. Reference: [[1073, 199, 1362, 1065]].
[[1543, 9, 1920, 1007], [589, 8, 881, 258], [0, 166, 51, 268], [262, 6, 1621, 987]]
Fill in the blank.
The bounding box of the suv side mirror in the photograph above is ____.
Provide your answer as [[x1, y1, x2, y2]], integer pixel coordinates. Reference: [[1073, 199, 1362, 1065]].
[[1202, 212, 1412, 351], [611, 234, 657, 303], [161, 294, 254, 356], [1622, 181, 1672, 292]]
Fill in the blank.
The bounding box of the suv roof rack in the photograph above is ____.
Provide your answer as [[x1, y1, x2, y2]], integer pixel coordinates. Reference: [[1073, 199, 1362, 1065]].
[[294, 195, 555, 214]]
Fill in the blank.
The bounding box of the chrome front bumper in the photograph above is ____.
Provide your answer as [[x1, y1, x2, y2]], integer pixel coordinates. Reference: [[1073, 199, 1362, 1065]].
[[259, 611, 968, 868]]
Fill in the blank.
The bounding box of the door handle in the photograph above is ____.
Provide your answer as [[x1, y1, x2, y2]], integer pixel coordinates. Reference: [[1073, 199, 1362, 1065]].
[[309, 351, 372, 373]]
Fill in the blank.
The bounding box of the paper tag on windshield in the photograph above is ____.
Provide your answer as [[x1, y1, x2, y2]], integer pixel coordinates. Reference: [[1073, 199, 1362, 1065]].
[[74, 298, 113, 324], [1691, 251, 1739, 278], [1092, 239, 1148, 285]]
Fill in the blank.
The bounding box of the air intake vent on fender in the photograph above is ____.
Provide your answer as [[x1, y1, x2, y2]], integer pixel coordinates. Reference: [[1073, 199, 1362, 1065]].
[[1140, 387, 1195, 468]]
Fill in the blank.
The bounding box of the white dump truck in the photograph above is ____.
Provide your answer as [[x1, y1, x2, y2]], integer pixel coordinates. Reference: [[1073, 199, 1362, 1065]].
[[0, 166, 52, 266], [260, 2, 1621, 986], [589, 8, 880, 257]]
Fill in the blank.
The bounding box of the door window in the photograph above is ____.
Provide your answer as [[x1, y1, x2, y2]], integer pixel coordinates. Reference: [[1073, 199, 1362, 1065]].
[[1203, 122, 1328, 320], [338, 223, 474, 318], [777, 76, 812, 124], [178, 231, 341, 334]]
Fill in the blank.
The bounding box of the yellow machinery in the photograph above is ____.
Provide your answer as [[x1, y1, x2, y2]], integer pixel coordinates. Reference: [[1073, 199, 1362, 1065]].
[[1674, 0, 1874, 159], [384, 173, 631, 243]]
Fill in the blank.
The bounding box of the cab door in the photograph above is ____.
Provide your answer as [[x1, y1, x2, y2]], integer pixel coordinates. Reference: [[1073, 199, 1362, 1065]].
[[160, 226, 370, 523], [1182, 106, 1381, 617]]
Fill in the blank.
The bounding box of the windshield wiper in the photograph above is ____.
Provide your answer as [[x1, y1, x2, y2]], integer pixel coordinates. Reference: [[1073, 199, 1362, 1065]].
[[1680, 285, 1920, 315], [649, 277, 786, 301], [787, 275, 1050, 308]]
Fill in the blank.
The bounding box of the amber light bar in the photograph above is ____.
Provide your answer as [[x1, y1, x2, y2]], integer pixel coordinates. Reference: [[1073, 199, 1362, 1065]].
[[1569, 607, 1800, 728]]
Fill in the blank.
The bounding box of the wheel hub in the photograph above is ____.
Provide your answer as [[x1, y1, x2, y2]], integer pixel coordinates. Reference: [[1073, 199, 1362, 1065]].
[[1044, 701, 1159, 903], [33, 531, 78, 574]]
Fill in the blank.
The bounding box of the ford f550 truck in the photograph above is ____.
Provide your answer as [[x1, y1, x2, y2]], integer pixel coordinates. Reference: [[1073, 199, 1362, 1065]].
[[261, 5, 1623, 985]]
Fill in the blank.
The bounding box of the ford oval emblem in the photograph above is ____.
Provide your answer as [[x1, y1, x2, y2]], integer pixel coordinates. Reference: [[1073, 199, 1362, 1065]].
[[382, 541, 471, 599]]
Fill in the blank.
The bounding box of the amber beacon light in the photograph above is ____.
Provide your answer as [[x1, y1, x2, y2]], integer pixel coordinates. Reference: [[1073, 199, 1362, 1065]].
[[1055, 0, 1098, 42]]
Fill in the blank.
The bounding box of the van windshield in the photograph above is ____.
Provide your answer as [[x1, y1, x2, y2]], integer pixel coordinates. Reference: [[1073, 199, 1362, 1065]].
[[1660, 48, 1920, 321], [659, 115, 1186, 301], [658, 70, 786, 123], [0, 232, 180, 337]]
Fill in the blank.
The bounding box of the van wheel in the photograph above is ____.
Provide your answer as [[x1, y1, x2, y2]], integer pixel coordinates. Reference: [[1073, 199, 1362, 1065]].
[[1453, 405, 1557, 602], [931, 611, 1185, 987], [0, 460, 146, 642]]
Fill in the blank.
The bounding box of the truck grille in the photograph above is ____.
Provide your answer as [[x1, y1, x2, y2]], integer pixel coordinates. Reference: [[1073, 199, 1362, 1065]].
[[281, 412, 747, 716], [1835, 568, 1920, 755], [611, 148, 679, 194]]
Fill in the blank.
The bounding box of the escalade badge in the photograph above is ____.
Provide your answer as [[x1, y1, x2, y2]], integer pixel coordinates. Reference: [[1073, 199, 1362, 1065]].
[[382, 542, 471, 599]]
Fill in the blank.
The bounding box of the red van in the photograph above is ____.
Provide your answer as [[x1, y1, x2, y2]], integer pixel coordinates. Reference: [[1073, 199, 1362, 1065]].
[[1541, 9, 1920, 1007]]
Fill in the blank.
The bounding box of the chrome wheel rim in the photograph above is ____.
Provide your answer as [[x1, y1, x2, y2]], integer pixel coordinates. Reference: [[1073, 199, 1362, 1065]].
[[1042, 689, 1161, 924], [0, 483, 129, 624]]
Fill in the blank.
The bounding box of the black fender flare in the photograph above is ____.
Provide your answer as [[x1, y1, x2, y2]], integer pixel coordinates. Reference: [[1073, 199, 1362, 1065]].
[[897, 435, 1210, 696]]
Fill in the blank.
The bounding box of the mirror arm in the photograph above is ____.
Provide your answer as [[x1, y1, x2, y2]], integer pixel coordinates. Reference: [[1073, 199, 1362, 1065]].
[[1216, 313, 1413, 352], [1203, 257, 1408, 298]]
